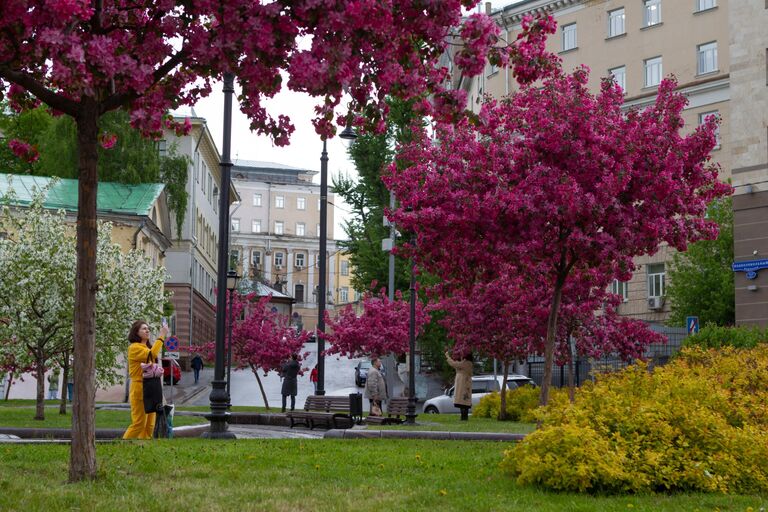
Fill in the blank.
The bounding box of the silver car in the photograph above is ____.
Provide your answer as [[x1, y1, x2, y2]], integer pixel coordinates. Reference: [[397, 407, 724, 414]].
[[422, 374, 535, 414]]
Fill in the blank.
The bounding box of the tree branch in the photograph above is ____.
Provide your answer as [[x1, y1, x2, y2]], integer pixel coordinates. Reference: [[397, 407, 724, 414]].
[[0, 68, 79, 116]]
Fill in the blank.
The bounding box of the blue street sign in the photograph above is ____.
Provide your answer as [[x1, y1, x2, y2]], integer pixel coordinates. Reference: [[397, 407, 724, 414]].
[[686, 316, 699, 335], [732, 259, 768, 280], [164, 336, 179, 351]]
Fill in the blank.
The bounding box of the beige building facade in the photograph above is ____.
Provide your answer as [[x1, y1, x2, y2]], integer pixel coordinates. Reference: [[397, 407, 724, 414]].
[[472, 0, 754, 324], [229, 160, 344, 332]]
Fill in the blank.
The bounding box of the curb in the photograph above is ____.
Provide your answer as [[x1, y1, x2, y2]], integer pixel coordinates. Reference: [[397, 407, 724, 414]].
[[0, 423, 210, 440], [323, 429, 526, 441]]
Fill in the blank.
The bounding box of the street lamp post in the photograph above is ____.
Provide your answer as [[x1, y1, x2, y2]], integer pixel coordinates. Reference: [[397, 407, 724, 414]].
[[316, 127, 356, 396], [203, 71, 236, 439], [226, 269, 239, 408], [405, 247, 417, 424]]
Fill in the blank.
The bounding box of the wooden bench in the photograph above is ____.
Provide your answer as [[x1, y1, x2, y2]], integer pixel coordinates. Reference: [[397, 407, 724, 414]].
[[365, 397, 412, 425], [287, 395, 357, 430]]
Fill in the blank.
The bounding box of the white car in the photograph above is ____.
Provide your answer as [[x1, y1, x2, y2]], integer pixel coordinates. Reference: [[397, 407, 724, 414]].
[[422, 374, 535, 414]]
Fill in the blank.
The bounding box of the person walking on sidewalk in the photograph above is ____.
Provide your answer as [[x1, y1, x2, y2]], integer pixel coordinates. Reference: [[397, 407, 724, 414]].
[[446, 351, 473, 421], [310, 365, 318, 393], [47, 368, 60, 400], [123, 319, 168, 440], [364, 357, 388, 416], [191, 353, 204, 384], [281, 354, 300, 413]]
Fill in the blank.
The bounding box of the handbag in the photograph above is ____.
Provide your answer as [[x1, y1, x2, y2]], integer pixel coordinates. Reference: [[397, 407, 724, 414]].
[[142, 351, 164, 414]]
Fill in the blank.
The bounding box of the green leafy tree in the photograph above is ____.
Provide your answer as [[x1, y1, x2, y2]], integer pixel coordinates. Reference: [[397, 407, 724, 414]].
[[0, 185, 168, 420], [667, 197, 735, 327], [1, 105, 189, 235]]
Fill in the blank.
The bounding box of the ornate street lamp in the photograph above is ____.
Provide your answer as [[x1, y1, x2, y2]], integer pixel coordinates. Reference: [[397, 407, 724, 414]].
[[316, 127, 357, 395], [204, 72, 236, 439], [226, 269, 240, 407]]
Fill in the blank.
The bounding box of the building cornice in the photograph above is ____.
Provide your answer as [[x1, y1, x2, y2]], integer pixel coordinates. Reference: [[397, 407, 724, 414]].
[[622, 76, 729, 111], [498, 0, 582, 25]]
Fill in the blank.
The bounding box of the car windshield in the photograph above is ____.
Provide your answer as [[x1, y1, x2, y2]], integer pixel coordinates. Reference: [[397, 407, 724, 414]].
[[359, 362, 371, 370]]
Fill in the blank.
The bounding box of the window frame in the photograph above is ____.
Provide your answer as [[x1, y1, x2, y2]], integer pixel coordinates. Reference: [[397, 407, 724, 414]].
[[647, 263, 666, 298], [253, 193, 262, 207], [275, 195, 285, 209], [644, 56, 663, 88], [698, 110, 721, 148], [297, 197, 306, 210], [696, 0, 716, 12], [251, 219, 261, 233], [562, 23, 577, 52], [697, 41, 718, 75], [231, 218, 240, 232], [274, 221, 284, 235], [609, 65, 626, 92], [295, 253, 306, 267], [608, 8, 626, 38], [341, 260, 349, 276], [274, 252, 284, 267], [296, 222, 306, 236], [643, 0, 662, 27], [611, 279, 629, 302]]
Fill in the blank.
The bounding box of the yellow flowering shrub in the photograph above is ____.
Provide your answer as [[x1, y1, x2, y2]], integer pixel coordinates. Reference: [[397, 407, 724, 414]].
[[474, 385, 568, 422], [502, 345, 768, 494]]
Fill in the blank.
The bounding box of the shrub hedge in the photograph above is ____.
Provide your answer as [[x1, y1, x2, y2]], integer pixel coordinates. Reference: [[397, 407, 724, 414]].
[[474, 385, 568, 422], [501, 345, 768, 494], [683, 324, 768, 350]]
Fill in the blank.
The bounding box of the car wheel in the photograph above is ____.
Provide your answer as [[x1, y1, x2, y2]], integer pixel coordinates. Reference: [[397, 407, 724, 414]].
[[424, 405, 439, 414]]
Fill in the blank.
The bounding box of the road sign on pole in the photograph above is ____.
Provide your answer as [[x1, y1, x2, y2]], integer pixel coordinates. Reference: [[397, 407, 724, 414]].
[[686, 316, 700, 335]]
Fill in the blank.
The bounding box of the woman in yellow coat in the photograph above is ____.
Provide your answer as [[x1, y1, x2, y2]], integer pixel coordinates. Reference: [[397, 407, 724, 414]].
[[123, 320, 168, 439]]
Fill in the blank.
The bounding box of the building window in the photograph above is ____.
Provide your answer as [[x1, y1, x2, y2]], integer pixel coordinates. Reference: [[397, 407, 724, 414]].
[[275, 195, 284, 208], [644, 0, 661, 26], [212, 186, 219, 213], [296, 222, 305, 236], [274, 252, 284, 267], [608, 8, 625, 37], [697, 41, 718, 75], [231, 218, 240, 232], [644, 56, 662, 87], [317, 198, 321, 210], [295, 253, 305, 267], [229, 249, 239, 271], [611, 279, 629, 302], [562, 23, 577, 51], [294, 284, 305, 303], [340, 287, 349, 303], [274, 221, 284, 235], [697, 0, 716, 11], [252, 250, 261, 268], [609, 66, 626, 91], [251, 219, 261, 233], [297, 197, 306, 210], [207, 174, 212, 200], [341, 260, 349, 276], [316, 223, 321, 236], [698, 111, 721, 148], [194, 152, 200, 183], [253, 193, 262, 207], [647, 263, 666, 298], [487, 62, 499, 76]]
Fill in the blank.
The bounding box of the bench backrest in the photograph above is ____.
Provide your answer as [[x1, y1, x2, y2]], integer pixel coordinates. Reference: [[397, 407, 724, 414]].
[[304, 395, 350, 413], [386, 397, 410, 416]]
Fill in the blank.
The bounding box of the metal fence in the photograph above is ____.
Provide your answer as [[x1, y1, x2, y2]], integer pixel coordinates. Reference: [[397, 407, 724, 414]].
[[525, 326, 688, 388]]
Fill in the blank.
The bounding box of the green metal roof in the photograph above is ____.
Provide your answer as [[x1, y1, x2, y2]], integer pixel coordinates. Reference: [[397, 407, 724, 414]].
[[0, 174, 164, 216]]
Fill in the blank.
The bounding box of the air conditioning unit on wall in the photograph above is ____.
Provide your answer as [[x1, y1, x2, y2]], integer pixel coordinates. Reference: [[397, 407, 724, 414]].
[[275, 264, 283, 270], [647, 296, 665, 310]]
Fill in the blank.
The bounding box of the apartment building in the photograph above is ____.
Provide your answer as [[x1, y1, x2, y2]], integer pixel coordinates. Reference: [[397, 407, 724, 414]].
[[162, 113, 239, 345], [467, 0, 768, 325], [229, 160, 342, 332]]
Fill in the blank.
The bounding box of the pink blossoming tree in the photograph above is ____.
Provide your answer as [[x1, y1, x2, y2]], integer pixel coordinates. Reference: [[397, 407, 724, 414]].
[[323, 288, 429, 359], [203, 293, 309, 410], [0, 1, 556, 480], [386, 67, 731, 407]]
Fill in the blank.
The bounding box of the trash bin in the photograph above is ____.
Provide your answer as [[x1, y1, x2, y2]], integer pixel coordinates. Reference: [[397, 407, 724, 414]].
[[349, 392, 363, 423]]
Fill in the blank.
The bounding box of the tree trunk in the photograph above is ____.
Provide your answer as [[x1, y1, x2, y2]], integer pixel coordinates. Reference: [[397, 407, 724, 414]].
[[35, 359, 45, 421], [567, 355, 575, 403], [3, 373, 12, 400], [69, 102, 99, 482], [539, 274, 566, 409], [60, 356, 70, 415], [251, 365, 270, 410], [497, 361, 510, 421]]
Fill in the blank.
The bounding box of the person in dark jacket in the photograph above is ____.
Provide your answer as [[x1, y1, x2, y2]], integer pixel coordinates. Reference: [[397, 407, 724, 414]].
[[281, 354, 300, 412], [190, 354, 204, 384]]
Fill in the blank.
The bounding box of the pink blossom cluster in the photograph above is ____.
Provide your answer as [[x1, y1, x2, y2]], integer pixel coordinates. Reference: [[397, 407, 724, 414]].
[[202, 293, 310, 375], [7, 139, 39, 162], [384, 63, 730, 388], [322, 288, 429, 359], [0, 0, 546, 142]]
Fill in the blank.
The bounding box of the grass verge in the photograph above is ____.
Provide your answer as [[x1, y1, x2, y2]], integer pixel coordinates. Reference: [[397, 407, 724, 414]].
[[378, 413, 535, 433], [0, 440, 764, 512], [0, 405, 207, 428]]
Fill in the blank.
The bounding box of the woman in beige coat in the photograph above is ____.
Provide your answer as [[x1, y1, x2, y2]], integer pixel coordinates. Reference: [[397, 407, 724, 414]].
[[446, 351, 473, 421]]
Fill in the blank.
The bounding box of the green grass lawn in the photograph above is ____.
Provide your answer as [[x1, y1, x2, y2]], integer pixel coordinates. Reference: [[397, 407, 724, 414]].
[[380, 413, 536, 433], [0, 440, 764, 512]]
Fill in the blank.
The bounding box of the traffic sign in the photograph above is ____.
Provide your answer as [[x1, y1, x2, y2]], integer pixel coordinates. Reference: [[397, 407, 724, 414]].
[[164, 336, 179, 351], [166, 351, 180, 360], [686, 316, 700, 335]]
